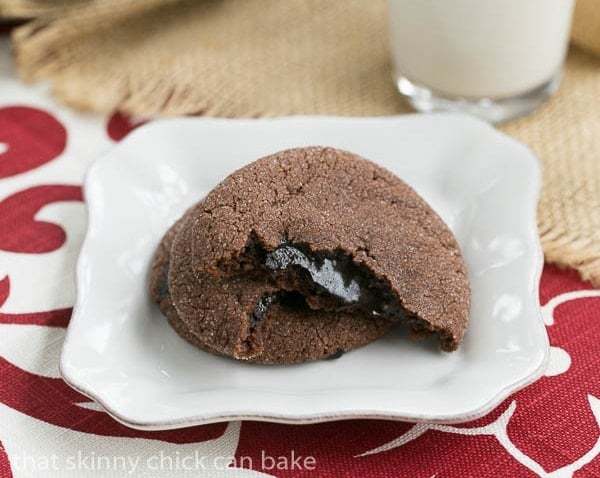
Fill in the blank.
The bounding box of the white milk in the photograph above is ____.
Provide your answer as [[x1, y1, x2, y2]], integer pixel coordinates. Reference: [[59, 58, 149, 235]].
[[388, 0, 575, 98]]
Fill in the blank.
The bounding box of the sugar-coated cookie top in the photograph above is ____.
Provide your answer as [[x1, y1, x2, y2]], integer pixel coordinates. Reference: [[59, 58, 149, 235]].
[[190, 147, 470, 350]]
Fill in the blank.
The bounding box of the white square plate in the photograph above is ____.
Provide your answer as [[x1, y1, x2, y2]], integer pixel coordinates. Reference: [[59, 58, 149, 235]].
[[61, 114, 548, 429]]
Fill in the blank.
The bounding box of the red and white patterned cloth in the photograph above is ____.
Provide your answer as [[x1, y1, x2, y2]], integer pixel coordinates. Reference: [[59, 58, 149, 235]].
[[1, 36, 600, 478]]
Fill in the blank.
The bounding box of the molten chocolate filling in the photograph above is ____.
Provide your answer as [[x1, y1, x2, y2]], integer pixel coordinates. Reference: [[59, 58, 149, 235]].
[[238, 241, 433, 357], [160, 235, 443, 360], [263, 243, 407, 321]]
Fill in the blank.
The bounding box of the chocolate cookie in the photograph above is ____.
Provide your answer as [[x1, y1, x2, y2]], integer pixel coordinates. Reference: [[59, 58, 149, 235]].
[[150, 146, 470, 364]]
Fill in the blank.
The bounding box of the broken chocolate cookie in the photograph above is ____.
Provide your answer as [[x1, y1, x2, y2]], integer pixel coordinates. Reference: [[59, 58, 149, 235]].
[[150, 146, 470, 364]]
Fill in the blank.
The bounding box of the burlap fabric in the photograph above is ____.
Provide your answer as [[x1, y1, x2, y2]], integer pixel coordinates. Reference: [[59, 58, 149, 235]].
[[0, 0, 83, 18], [571, 0, 600, 56], [2, 0, 599, 285]]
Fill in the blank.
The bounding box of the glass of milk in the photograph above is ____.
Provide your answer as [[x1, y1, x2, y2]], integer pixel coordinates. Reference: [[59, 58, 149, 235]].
[[388, 0, 575, 123]]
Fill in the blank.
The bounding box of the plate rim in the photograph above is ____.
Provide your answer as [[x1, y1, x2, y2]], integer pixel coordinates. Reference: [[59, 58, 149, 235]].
[[60, 113, 549, 429]]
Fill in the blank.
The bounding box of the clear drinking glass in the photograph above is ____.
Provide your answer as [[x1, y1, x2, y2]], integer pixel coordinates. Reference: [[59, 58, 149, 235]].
[[388, 0, 575, 123]]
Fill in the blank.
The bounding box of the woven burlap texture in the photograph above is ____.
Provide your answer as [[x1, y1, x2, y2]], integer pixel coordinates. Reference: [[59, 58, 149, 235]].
[[6, 0, 600, 286], [572, 0, 600, 56], [0, 0, 83, 18]]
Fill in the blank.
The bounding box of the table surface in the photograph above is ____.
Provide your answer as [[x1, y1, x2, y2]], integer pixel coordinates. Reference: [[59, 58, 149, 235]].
[[1, 37, 600, 478]]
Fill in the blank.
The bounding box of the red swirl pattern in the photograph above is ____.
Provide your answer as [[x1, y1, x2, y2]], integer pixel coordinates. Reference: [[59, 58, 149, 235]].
[[0, 106, 66, 179], [0, 185, 82, 254]]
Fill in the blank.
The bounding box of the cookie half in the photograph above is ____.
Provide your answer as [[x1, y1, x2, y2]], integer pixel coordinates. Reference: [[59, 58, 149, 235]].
[[188, 146, 470, 351], [150, 208, 396, 364]]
